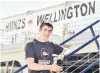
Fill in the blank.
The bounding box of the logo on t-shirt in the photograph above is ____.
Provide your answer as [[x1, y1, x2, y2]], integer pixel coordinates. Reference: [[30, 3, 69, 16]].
[[41, 48, 49, 59]]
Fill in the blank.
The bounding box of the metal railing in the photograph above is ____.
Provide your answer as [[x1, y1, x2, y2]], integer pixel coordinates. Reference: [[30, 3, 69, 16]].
[[68, 53, 99, 73], [80, 59, 99, 73], [14, 19, 100, 73], [62, 53, 92, 72], [64, 34, 99, 59]]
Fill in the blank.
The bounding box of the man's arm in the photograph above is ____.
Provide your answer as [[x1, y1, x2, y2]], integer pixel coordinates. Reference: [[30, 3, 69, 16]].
[[61, 47, 71, 55], [56, 47, 72, 60], [26, 57, 63, 72]]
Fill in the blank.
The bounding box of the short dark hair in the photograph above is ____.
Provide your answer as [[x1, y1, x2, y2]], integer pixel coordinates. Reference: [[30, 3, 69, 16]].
[[40, 22, 53, 30]]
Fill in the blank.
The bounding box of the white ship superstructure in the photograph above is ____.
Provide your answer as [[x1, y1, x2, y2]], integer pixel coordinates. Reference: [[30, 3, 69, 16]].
[[0, 1, 99, 73]]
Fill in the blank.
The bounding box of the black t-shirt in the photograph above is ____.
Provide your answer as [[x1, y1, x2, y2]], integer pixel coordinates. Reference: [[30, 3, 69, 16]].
[[25, 39, 63, 73]]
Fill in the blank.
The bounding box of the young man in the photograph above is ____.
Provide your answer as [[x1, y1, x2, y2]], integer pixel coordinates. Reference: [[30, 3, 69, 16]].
[[25, 22, 66, 73]]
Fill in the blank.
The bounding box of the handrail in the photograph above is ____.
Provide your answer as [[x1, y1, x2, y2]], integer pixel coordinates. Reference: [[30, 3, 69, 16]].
[[14, 19, 100, 73], [80, 59, 99, 73], [90, 27, 99, 49], [14, 64, 27, 73], [60, 19, 99, 45], [64, 34, 99, 59]]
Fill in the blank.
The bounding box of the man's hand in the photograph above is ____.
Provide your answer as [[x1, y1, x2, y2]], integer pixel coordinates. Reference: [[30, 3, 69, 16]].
[[49, 64, 63, 72]]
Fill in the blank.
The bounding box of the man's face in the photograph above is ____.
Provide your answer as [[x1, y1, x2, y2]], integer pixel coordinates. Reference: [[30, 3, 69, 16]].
[[39, 25, 53, 40]]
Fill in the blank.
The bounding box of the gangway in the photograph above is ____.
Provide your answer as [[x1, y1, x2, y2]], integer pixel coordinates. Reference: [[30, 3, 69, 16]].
[[14, 19, 100, 73]]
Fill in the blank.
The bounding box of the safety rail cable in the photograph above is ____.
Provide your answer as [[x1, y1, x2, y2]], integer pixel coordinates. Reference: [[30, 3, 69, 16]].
[[62, 53, 92, 72], [69, 53, 99, 73], [80, 59, 100, 73], [63, 53, 99, 73], [14, 19, 100, 73], [92, 68, 100, 73]]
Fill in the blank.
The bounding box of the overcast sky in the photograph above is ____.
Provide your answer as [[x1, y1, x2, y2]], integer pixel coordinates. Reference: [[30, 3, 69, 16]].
[[0, 0, 95, 18], [0, 1, 65, 18]]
